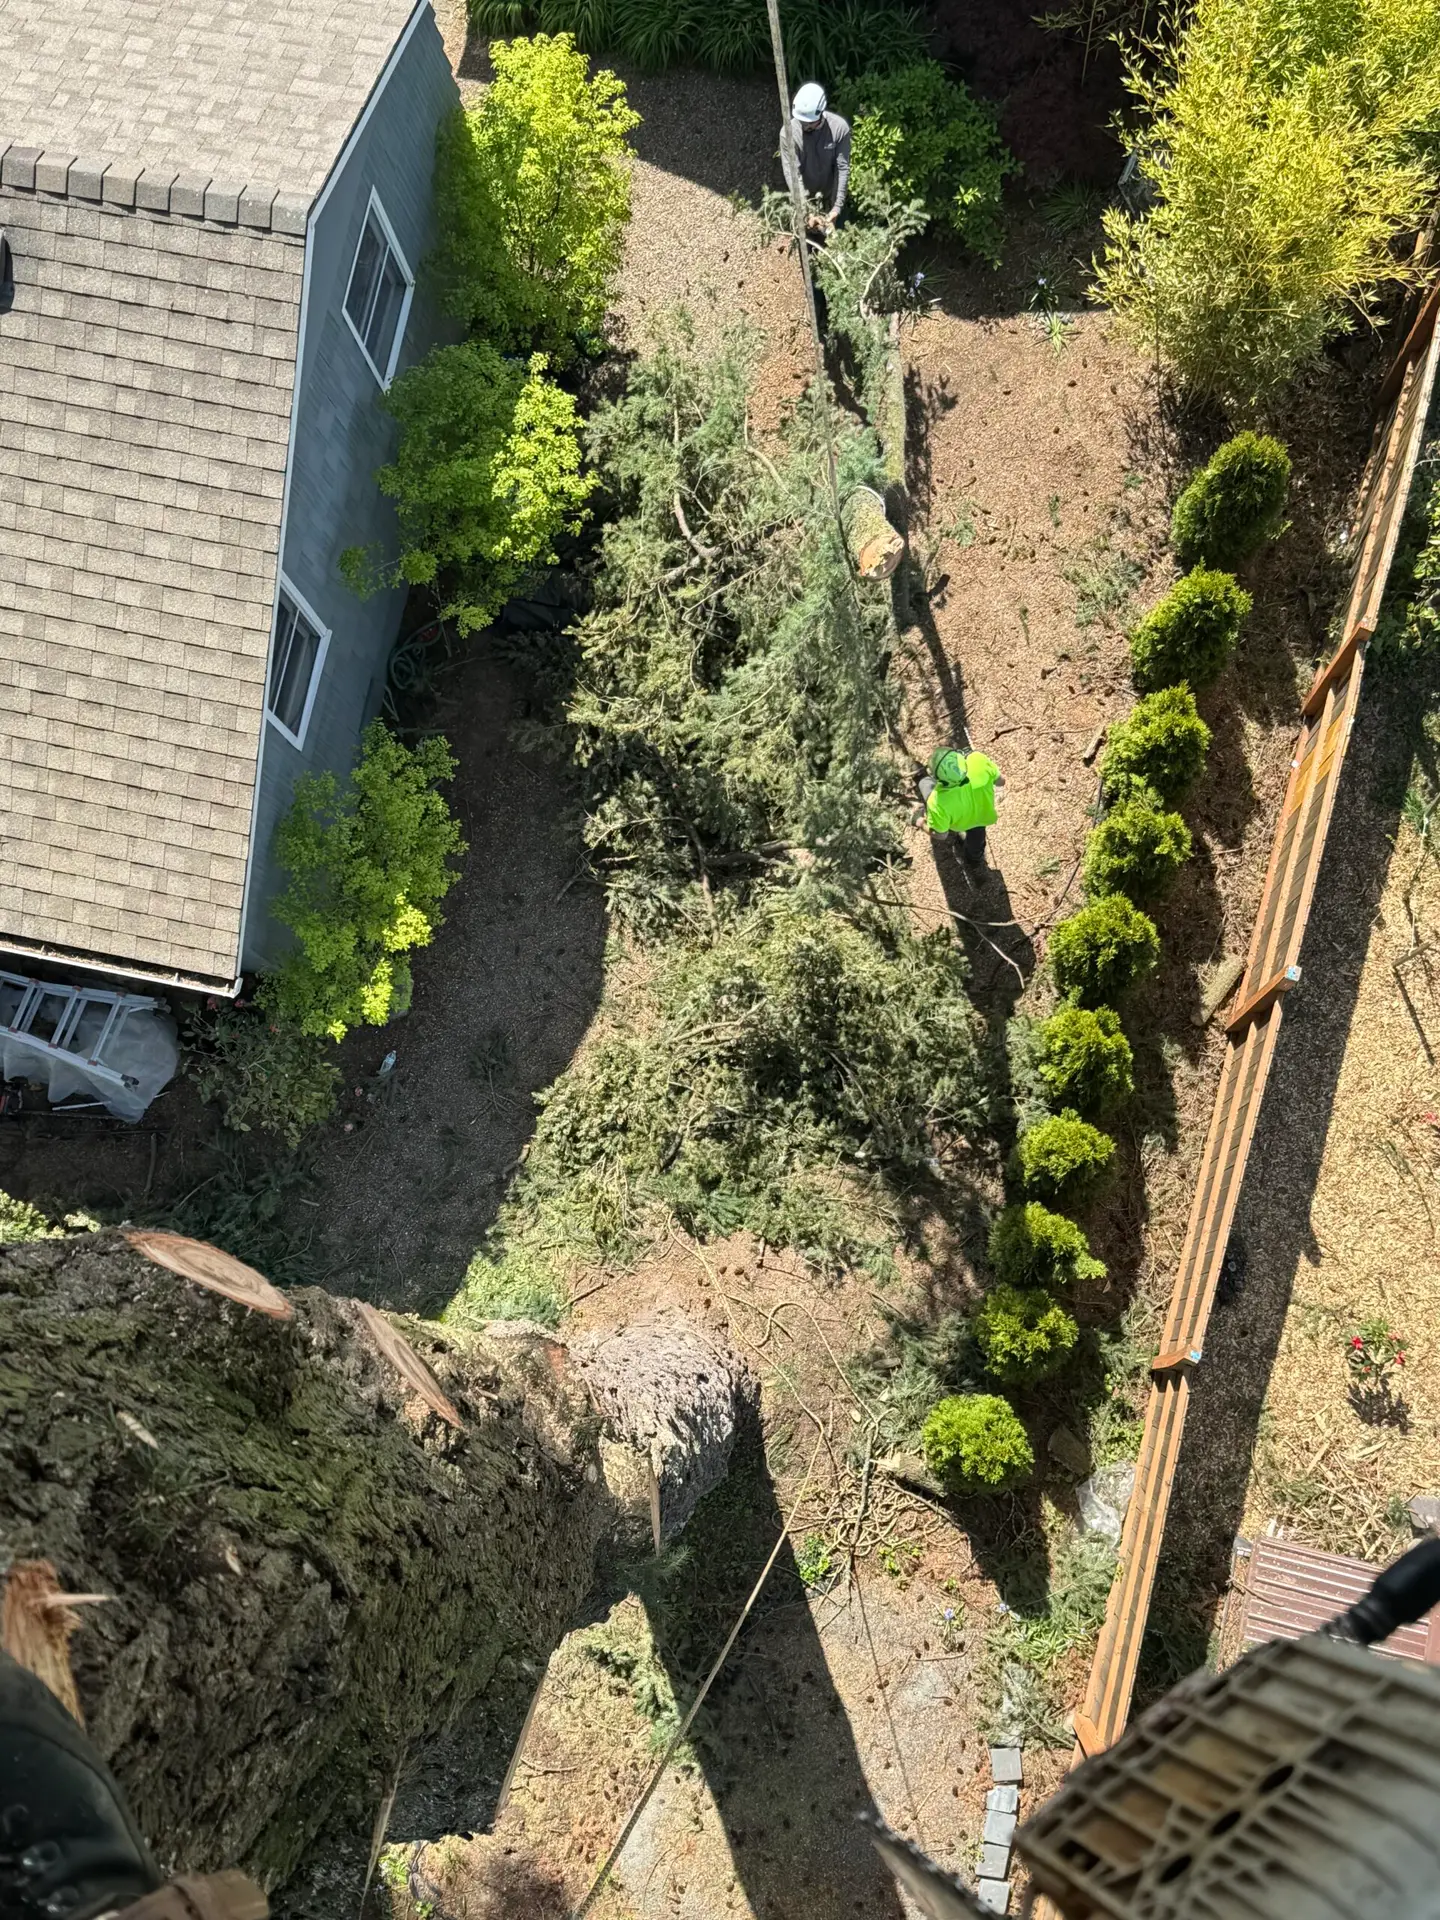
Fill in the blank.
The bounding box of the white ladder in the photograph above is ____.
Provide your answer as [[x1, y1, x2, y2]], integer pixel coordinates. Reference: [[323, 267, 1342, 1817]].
[[0, 969, 162, 1097]]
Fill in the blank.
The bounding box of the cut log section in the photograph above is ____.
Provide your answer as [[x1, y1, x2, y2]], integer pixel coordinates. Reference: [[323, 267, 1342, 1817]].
[[353, 1300, 465, 1429], [123, 1230, 293, 1319], [1, 1558, 107, 1723], [844, 485, 905, 580]]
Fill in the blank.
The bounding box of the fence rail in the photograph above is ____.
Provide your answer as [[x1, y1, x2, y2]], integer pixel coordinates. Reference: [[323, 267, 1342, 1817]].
[[1073, 291, 1440, 1761]]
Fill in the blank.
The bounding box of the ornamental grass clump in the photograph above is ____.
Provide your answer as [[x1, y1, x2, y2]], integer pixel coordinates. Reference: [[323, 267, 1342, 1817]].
[[1048, 895, 1160, 1006], [1036, 1005, 1134, 1112], [1100, 687, 1211, 805], [1172, 433, 1291, 571], [990, 1201, 1107, 1291], [1129, 569, 1252, 691], [1083, 792, 1193, 903], [922, 1393, 1034, 1494], [973, 1283, 1080, 1386], [1015, 1112, 1116, 1203]]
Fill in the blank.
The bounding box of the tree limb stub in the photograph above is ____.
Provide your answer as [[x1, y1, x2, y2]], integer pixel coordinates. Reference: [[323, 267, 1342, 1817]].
[[0, 1232, 750, 1897]]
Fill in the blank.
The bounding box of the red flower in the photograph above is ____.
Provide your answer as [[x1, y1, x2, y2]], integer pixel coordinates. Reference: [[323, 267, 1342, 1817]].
[[1352, 1336, 1364, 1348], [1396, 1353, 1406, 1365]]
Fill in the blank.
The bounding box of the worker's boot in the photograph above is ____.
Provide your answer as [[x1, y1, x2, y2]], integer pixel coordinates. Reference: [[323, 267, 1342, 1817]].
[[0, 1649, 162, 1919]]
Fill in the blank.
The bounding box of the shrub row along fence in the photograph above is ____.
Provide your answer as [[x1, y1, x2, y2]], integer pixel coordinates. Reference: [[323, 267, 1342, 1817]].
[[1073, 284, 1440, 1761]]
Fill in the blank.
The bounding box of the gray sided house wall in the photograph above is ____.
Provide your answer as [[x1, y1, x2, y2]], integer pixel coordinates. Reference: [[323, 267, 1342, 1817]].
[[242, 4, 459, 971]]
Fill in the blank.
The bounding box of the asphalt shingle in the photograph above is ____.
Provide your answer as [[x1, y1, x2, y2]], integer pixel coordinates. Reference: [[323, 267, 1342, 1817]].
[[0, 190, 302, 978]]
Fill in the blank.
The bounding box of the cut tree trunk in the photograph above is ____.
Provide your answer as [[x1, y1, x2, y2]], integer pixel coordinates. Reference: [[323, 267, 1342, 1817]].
[[843, 486, 905, 581], [0, 1233, 752, 1901]]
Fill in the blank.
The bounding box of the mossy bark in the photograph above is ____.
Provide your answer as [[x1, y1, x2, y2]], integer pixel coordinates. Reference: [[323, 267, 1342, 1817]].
[[0, 1235, 747, 1902]]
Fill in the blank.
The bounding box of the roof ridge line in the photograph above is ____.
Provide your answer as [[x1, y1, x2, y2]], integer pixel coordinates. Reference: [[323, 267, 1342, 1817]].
[[0, 141, 310, 236]]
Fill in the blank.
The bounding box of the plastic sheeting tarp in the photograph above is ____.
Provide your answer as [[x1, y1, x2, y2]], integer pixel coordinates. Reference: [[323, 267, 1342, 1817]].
[[0, 1004, 179, 1122]]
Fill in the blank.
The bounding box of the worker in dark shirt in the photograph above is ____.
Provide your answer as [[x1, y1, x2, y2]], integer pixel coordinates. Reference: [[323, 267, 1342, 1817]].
[[781, 82, 851, 234]]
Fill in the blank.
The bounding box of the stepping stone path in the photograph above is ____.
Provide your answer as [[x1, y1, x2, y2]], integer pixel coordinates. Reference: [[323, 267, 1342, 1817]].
[[977, 1745, 1024, 1914]]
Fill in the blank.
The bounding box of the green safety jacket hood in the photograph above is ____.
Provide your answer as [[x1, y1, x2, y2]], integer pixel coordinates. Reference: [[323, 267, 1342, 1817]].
[[926, 750, 1001, 834]]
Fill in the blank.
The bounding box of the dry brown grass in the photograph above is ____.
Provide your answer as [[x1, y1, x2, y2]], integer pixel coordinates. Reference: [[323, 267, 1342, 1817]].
[[1242, 814, 1440, 1560]]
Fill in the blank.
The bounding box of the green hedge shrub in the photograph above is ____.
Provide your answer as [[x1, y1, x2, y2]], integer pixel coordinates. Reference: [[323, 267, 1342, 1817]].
[[264, 723, 467, 1043], [1129, 568, 1252, 691], [848, 62, 1015, 264], [1015, 1112, 1116, 1203], [922, 1393, 1034, 1493], [1036, 1005, 1134, 1112], [1048, 895, 1160, 1006], [989, 1201, 1107, 1291], [1101, 687, 1212, 805], [186, 1009, 340, 1147], [973, 1283, 1080, 1385], [1083, 792, 1193, 903], [1172, 432, 1291, 570], [431, 35, 638, 357]]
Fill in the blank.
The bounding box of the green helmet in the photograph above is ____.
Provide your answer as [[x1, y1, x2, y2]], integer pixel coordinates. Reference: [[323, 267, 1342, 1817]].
[[931, 748, 967, 785]]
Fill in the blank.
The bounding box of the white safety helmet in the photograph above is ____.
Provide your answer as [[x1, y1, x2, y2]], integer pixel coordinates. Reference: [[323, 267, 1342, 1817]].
[[793, 82, 827, 123]]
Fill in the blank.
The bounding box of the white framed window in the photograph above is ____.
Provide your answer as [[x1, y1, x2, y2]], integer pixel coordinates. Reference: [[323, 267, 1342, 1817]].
[[343, 189, 414, 388], [266, 578, 330, 749]]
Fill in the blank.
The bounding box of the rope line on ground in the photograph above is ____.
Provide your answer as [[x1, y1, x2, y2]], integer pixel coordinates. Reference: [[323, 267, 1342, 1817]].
[[569, 1432, 825, 1919]]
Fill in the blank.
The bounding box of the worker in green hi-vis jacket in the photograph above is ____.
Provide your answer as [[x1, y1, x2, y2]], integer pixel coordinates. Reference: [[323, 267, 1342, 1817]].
[[919, 745, 1005, 869]]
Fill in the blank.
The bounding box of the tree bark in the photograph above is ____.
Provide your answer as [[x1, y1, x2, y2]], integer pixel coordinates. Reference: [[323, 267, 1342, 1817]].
[[0, 1233, 752, 1899], [843, 485, 905, 581]]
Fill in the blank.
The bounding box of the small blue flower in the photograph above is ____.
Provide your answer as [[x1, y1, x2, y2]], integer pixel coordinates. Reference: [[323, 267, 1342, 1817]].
[[943, 1607, 956, 1621]]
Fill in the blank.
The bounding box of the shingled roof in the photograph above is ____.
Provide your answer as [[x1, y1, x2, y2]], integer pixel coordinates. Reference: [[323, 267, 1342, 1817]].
[[0, 0, 421, 984]]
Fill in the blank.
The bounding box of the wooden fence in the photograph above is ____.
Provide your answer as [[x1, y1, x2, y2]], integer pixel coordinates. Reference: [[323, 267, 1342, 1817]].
[[1072, 286, 1440, 1760]]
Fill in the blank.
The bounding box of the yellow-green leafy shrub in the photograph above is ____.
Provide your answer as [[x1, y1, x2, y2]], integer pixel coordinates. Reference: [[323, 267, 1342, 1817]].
[[1129, 569, 1251, 691], [1171, 433, 1291, 571], [1083, 792, 1193, 903], [989, 1201, 1107, 1291], [922, 1393, 1034, 1493], [1015, 1112, 1116, 1203], [848, 62, 1015, 263], [973, 1283, 1080, 1385], [1048, 895, 1160, 1006], [265, 723, 466, 1042], [1036, 1005, 1134, 1112], [1101, 687, 1211, 805]]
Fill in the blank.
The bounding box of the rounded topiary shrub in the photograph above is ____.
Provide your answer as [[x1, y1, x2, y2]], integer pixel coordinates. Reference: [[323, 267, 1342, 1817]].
[[922, 1392, 1034, 1494], [973, 1283, 1080, 1385], [1048, 895, 1160, 1006], [1129, 568, 1252, 691], [1015, 1111, 1116, 1202], [1171, 432, 1291, 572], [989, 1200, 1107, 1291], [1101, 686, 1212, 804], [1036, 1005, 1134, 1112], [1083, 792, 1192, 903]]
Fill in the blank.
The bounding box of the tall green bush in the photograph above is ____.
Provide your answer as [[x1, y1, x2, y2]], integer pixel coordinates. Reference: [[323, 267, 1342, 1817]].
[[922, 1394, 1034, 1493], [1095, 0, 1440, 407], [1171, 433, 1292, 570], [1048, 895, 1160, 1006], [1100, 687, 1211, 805], [973, 1283, 1080, 1385], [431, 34, 638, 357], [848, 62, 1015, 264], [264, 723, 467, 1042], [365, 343, 594, 635], [990, 1201, 1107, 1291], [1036, 1005, 1134, 1112], [1083, 793, 1193, 902], [1015, 1112, 1116, 1203], [1129, 569, 1252, 691]]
